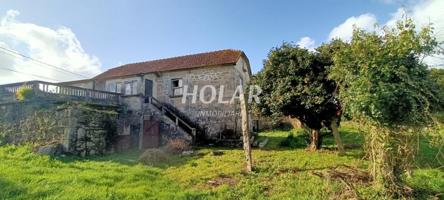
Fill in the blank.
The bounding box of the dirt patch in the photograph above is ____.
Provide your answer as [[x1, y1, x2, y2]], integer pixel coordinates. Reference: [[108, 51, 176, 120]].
[[311, 165, 371, 200], [207, 175, 237, 188], [312, 165, 371, 185], [276, 167, 301, 175], [322, 144, 362, 152], [343, 144, 362, 149]]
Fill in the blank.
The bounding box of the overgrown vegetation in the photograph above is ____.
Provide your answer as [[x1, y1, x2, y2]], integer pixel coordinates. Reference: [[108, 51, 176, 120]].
[[429, 68, 444, 110], [138, 148, 170, 165], [330, 19, 439, 196], [0, 111, 61, 146], [0, 123, 442, 199], [164, 138, 192, 154], [15, 85, 34, 101], [59, 102, 118, 156], [0, 102, 118, 156]]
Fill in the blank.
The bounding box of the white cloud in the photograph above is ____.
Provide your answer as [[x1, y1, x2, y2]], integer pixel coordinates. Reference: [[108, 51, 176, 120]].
[[0, 10, 101, 84], [328, 13, 378, 41], [384, 8, 407, 28], [379, 0, 398, 4], [327, 0, 443, 67], [296, 37, 316, 51], [414, 0, 444, 68], [378, 0, 422, 5], [387, 0, 444, 67]]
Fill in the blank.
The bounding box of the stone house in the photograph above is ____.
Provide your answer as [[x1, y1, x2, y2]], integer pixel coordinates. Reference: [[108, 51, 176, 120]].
[[63, 49, 253, 149]]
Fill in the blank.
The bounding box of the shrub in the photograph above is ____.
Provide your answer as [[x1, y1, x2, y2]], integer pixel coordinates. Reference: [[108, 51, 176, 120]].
[[16, 86, 34, 101], [138, 149, 170, 165], [165, 138, 191, 154], [0, 122, 14, 146]]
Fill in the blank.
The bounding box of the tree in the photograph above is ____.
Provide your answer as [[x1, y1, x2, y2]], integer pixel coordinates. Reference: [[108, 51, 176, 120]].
[[330, 19, 438, 196], [429, 68, 444, 110], [253, 43, 344, 152]]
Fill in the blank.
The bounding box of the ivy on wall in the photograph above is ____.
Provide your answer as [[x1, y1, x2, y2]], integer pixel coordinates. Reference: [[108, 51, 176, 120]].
[[0, 104, 61, 146], [0, 101, 119, 156], [62, 102, 118, 156]]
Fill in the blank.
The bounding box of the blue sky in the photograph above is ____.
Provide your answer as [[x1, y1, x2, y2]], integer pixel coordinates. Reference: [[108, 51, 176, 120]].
[[0, 0, 442, 83]]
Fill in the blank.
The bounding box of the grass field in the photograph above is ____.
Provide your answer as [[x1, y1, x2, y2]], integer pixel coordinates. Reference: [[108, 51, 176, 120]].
[[0, 122, 442, 199]]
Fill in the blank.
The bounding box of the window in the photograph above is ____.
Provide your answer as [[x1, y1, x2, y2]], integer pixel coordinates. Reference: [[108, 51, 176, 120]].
[[132, 81, 138, 94], [106, 82, 123, 93], [106, 82, 122, 93], [124, 80, 138, 95], [116, 83, 122, 94], [106, 82, 114, 92], [171, 78, 183, 97]]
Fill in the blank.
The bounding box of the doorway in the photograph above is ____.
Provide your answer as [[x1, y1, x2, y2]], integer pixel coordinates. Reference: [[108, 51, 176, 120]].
[[143, 120, 160, 148], [145, 79, 153, 103]]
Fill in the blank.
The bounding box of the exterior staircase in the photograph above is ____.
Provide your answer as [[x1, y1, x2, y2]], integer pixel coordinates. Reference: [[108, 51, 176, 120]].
[[0, 81, 201, 144], [145, 96, 199, 143]]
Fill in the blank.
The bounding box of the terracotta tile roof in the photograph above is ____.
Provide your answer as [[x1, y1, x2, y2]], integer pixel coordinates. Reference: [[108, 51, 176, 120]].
[[94, 49, 245, 80]]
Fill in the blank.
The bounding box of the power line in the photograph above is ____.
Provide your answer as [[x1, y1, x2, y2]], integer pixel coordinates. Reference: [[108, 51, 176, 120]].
[[430, 55, 444, 59], [0, 46, 89, 78], [0, 67, 61, 82]]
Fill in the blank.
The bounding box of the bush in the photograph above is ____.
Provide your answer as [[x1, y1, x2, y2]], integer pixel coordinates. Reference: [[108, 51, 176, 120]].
[[138, 149, 170, 165], [164, 138, 191, 154], [16, 86, 34, 101], [0, 122, 13, 146]]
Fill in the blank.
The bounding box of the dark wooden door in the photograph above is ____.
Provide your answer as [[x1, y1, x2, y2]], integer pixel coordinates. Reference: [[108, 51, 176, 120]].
[[143, 120, 160, 148], [145, 79, 153, 97]]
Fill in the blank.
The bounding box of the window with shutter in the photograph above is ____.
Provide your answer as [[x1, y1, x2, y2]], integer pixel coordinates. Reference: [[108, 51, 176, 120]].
[[171, 78, 183, 97]]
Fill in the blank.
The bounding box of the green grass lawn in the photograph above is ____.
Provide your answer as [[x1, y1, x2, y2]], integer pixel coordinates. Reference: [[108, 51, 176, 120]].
[[0, 123, 442, 199]]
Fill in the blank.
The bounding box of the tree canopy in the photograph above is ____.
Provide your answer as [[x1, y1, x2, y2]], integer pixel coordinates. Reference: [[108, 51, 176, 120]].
[[329, 19, 439, 195], [253, 43, 341, 150], [430, 68, 444, 110], [330, 20, 438, 127]]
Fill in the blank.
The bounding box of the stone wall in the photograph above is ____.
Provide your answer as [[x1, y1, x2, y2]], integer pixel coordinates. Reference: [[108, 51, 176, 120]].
[[154, 63, 247, 140], [0, 101, 118, 156], [115, 95, 192, 150], [143, 103, 192, 144], [0, 101, 64, 145], [154, 62, 250, 140], [60, 103, 118, 156], [65, 57, 252, 141]]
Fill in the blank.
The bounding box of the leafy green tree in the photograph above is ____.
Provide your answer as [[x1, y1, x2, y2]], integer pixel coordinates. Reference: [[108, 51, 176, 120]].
[[429, 68, 444, 110], [253, 43, 343, 151], [330, 19, 438, 196]]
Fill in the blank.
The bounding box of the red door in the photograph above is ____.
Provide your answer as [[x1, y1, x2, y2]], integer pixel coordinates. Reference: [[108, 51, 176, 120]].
[[143, 120, 160, 148]]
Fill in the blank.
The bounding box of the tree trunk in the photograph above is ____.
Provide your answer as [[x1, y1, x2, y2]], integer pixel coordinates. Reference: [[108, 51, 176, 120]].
[[330, 117, 345, 155], [368, 128, 406, 197], [240, 86, 252, 172], [308, 129, 321, 151]]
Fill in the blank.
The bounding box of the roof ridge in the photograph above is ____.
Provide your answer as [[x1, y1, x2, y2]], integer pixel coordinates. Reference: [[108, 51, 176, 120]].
[[116, 49, 241, 69], [94, 49, 245, 80]]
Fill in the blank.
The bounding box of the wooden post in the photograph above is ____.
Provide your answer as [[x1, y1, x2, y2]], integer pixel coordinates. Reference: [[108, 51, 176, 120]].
[[139, 96, 144, 150], [240, 85, 253, 172]]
